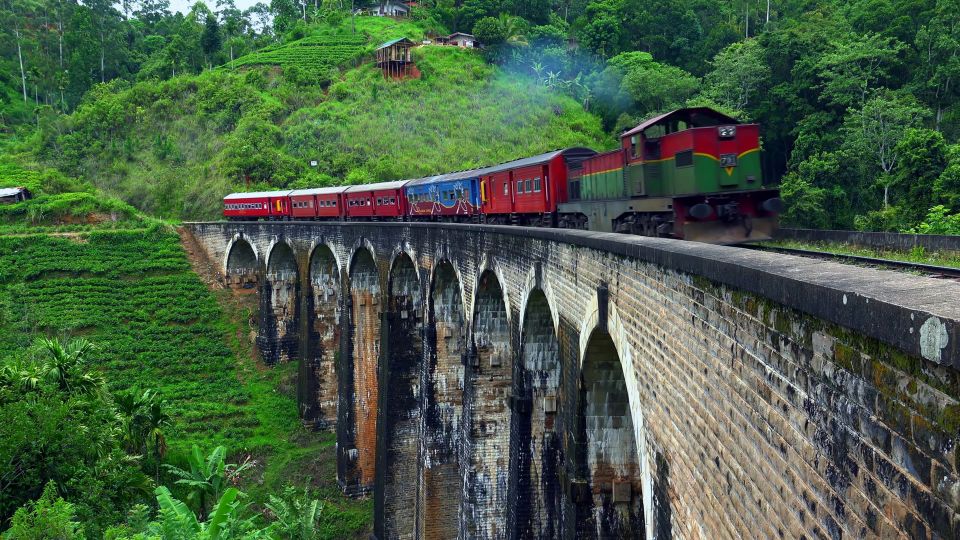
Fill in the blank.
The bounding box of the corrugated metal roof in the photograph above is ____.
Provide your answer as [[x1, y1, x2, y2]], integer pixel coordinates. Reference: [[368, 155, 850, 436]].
[[289, 186, 350, 196], [622, 107, 739, 138], [0, 187, 26, 197], [344, 180, 410, 193], [377, 37, 413, 50], [224, 190, 293, 200]]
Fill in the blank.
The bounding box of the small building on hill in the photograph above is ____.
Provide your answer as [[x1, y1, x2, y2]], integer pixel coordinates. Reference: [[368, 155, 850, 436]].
[[447, 32, 477, 48], [376, 37, 420, 79], [367, 0, 410, 17], [0, 187, 31, 204]]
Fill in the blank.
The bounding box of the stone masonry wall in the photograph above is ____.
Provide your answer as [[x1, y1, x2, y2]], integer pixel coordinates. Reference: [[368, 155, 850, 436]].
[[419, 261, 465, 540], [187, 222, 960, 540]]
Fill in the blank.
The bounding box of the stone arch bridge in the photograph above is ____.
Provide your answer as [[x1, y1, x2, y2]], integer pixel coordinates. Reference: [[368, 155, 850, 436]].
[[184, 221, 960, 540]]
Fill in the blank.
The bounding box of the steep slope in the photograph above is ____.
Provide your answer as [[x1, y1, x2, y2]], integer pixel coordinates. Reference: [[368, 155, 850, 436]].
[[0, 160, 371, 536], [37, 18, 610, 220]]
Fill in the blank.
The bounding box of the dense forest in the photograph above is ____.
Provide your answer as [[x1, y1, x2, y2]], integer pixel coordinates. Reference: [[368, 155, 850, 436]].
[[1, 0, 960, 536], [0, 0, 958, 230]]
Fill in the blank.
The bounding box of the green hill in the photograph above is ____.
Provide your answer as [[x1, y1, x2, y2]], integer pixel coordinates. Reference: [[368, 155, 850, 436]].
[[36, 18, 609, 220]]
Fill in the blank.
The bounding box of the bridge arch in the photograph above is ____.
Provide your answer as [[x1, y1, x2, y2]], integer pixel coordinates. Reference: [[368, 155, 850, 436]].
[[341, 243, 382, 494], [465, 266, 513, 537], [377, 249, 423, 537], [257, 239, 299, 364], [299, 242, 341, 429], [515, 287, 562, 538], [223, 235, 259, 289], [577, 297, 654, 540], [419, 258, 466, 537]]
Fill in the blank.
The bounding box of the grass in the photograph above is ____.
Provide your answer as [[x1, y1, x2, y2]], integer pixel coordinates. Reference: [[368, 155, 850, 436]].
[[763, 239, 960, 269]]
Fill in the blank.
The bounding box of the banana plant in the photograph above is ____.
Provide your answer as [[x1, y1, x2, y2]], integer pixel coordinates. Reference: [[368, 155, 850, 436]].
[[164, 445, 252, 521]]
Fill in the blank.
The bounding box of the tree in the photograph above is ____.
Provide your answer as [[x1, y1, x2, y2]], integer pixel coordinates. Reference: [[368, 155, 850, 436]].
[[607, 51, 699, 115], [578, 0, 624, 57], [473, 16, 506, 46], [37, 336, 104, 396], [816, 32, 904, 109], [702, 38, 770, 115], [163, 445, 251, 520], [201, 12, 221, 68], [912, 0, 960, 131], [892, 128, 948, 224], [842, 90, 930, 208], [5, 482, 84, 540]]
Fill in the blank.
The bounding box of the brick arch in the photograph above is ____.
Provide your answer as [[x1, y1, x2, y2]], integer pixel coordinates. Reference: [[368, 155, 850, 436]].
[[419, 258, 465, 538], [257, 239, 299, 365], [265, 238, 298, 275], [470, 256, 512, 333], [428, 251, 468, 320], [377, 249, 423, 537], [514, 287, 563, 538], [578, 296, 655, 540], [223, 235, 259, 289], [341, 242, 382, 494], [299, 242, 341, 429], [464, 267, 513, 537]]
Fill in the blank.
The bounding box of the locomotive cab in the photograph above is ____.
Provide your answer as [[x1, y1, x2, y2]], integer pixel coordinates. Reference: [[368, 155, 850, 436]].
[[559, 106, 781, 243]]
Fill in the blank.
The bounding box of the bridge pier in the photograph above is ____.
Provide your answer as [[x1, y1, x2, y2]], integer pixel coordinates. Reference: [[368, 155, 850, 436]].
[[299, 244, 340, 429], [188, 222, 960, 540], [418, 260, 465, 539], [257, 241, 299, 364], [463, 268, 513, 539], [375, 252, 423, 539], [340, 246, 381, 495]]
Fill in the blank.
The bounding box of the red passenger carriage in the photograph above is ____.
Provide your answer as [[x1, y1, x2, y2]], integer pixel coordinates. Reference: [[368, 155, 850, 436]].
[[289, 187, 348, 220], [223, 190, 292, 220], [344, 180, 408, 220]]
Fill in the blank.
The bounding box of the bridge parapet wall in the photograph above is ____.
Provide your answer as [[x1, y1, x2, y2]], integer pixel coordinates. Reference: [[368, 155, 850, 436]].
[[185, 222, 960, 540]]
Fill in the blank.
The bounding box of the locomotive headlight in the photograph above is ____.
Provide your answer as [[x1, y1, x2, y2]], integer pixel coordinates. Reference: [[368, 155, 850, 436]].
[[719, 153, 738, 167], [718, 125, 737, 138]]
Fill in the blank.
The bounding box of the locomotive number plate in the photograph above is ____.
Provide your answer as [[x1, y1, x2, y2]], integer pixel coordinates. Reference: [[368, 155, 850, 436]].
[[719, 153, 738, 167]]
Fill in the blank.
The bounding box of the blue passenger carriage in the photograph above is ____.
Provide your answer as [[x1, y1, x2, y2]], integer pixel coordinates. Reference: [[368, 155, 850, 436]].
[[405, 169, 483, 221]]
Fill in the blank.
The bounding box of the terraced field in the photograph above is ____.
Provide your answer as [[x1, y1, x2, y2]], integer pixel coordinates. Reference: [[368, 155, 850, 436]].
[[227, 34, 369, 71]]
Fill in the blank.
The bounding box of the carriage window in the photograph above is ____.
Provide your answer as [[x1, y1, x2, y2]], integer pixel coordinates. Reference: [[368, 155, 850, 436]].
[[525, 179, 532, 192], [534, 178, 541, 192], [517, 180, 523, 193], [503, 182, 508, 195]]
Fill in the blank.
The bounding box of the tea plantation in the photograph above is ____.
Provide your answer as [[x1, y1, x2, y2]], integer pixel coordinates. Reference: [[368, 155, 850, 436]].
[[0, 161, 371, 537]]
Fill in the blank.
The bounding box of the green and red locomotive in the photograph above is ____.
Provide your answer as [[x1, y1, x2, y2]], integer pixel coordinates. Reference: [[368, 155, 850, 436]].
[[224, 106, 781, 244], [558, 107, 781, 243]]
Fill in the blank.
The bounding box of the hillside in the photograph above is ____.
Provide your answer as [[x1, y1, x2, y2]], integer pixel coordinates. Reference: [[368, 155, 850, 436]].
[[0, 160, 371, 536], [35, 18, 609, 221]]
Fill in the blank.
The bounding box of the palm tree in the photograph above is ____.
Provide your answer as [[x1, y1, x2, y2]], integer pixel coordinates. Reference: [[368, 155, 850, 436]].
[[37, 337, 104, 395], [498, 13, 528, 47], [116, 388, 170, 470], [164, 445, 251, 520]]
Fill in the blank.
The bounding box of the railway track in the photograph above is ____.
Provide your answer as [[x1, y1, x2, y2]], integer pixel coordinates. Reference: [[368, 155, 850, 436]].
[[745, 244, 960, 280]]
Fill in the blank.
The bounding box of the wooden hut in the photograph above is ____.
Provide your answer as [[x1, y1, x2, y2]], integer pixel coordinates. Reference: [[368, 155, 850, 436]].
[[376, 38, 420, 79], [0, 187, 30, 204]]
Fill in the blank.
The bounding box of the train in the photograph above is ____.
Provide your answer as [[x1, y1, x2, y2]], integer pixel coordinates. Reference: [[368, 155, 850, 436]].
[[223, 107, 782, 244]]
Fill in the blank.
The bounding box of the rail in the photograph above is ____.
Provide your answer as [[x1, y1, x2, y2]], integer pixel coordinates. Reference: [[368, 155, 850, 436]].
[[775, 228, 960, 253], [744, 244, 960, 281]]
